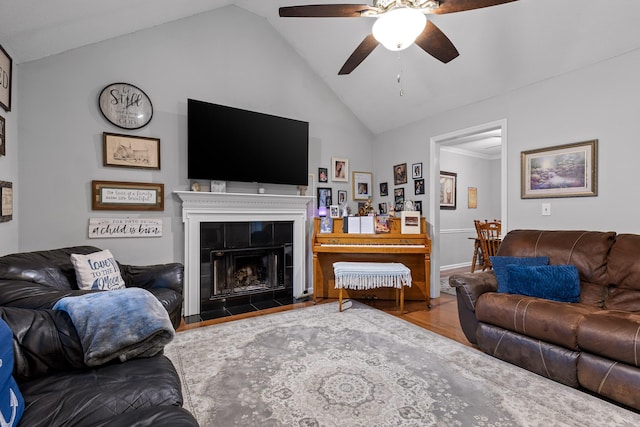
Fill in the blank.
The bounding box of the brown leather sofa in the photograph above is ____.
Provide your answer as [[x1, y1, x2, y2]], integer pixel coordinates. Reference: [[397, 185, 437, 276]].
[[450, 230, 640, 412]]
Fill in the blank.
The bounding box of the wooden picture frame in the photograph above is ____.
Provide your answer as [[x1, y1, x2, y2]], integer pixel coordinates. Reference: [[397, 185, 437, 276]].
[[440, 171, 457, 210], [103, 132, 160, 170], [0, 181, 12, 222], [521, 140, 598, 199], [0, 114, 5, 156], [468, 187, 478, 209], [92, 180, 164, 211], [393, 163, 407, 185], [352, 171, 373, 200], [331, 157, 349, 182], [0, 45, 12, 112], [317, 187, 332, 208], [412, 162, 423, 179]]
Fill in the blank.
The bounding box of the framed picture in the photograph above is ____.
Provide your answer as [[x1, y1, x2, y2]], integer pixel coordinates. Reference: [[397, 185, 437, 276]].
[[337, 190, 347, 205], [468, 187, 478, 208], [414, 179, 425, 195], [103, 132, 160, 169], [440, 171, 457, 210], [0, 45, 12, 112], [394, 187, 405, 211], [379, 182, 388, 197], [378, 203, 388, 214], [521, 140, 598, 199], [393, 163, 407, 185], [331, 157, 349, 182], [317, 187, 332, 208], [329, 205, 341, 218], [415, 200, 423, 215], [0, 114, 5, 156], [412, 162, 423, 179], [352, 171, 373, 200], [0, 181, 12, 222], [92, 180, 164, 211], [318, 167, 328, 182]]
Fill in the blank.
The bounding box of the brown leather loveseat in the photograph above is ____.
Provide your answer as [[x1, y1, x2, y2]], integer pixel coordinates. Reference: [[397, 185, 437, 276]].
[[450, 230, 640, 411]]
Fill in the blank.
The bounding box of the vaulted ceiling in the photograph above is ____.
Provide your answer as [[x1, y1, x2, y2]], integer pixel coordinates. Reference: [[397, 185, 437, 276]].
[[2, 0, 640, 135]]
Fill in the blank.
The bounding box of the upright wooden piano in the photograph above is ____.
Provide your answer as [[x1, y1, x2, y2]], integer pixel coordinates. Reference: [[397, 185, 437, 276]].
[[312, 216, 432, 308]]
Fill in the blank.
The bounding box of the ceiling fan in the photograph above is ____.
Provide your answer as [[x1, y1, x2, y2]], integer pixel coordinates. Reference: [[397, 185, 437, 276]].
[[279, 0, 519, 74]]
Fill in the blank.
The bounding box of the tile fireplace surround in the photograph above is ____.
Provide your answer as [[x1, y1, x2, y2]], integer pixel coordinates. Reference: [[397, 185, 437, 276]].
[[175, 191, 315, 317]]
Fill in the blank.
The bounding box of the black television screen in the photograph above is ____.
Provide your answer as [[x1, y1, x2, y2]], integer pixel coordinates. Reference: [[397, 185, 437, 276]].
[[187, 99, 309, 186]]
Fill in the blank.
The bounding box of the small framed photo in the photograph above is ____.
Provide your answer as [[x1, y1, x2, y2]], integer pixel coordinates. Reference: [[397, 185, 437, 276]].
[[0, 114, 5, 156], [394, 187, 405, 210], [352, 171, 373, 200], [414, 179, 425, 195], [103, 132, 160, 170], [329, 205, 341, 218], [379, 182, 388, 196], [331, 157, 349, 182], [521, 140, 598, 199], [0, 181, 12, 222], [412, 162, 423, 179], [378, 203, 388, 214], [415, 200, 423, 215], [317, 187, 332, 207], [319, 216, 334, 233], [92, 180, 164, 211], [0, 45, 12, 112], [318, 167, 328, 183], [440, 171, 457, 210], [337, 190, 347, 204], [393, 163, 407, 185]]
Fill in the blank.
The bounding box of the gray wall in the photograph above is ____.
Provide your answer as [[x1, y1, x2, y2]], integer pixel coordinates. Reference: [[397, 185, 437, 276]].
[[373, 46, 640, 267], [13, 6, 373, 264]]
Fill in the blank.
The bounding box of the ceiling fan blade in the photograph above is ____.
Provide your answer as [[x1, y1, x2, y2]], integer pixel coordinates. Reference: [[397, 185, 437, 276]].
[[338, 34, 379, 75], [434, 0, 518, 15], [414, 21, 459, 64], [279, 4, 376, 18]]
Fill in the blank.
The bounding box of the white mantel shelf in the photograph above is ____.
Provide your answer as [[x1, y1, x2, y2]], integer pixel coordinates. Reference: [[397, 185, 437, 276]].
[[174, 191, 315, 317]]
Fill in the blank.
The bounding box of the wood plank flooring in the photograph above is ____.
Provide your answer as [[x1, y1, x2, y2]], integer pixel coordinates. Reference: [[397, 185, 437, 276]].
[[177, 266, 475, 349]]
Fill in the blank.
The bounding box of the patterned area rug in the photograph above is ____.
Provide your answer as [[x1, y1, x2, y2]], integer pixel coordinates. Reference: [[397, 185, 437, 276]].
[[165, 302, 640, 426]]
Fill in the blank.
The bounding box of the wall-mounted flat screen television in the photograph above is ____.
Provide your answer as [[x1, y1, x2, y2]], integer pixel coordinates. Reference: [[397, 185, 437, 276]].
[[187, 98, 309, 186]]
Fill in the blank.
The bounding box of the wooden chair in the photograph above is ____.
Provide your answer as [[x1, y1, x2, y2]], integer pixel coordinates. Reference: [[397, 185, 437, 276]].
[[476, 221, 502, 271]]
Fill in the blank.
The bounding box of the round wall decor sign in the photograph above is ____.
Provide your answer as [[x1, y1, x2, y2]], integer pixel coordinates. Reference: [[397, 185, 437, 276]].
[[98, 82, 153, 129]]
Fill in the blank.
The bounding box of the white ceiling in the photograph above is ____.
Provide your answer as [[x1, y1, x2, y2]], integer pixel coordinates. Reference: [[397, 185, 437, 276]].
[[2, 0, 640, 138]]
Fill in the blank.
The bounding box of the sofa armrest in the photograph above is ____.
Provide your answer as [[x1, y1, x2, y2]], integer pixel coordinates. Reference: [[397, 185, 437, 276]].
[[119, 263, 184, 295], [0, 306, 85, 381], [448, 271, 498, 345], [449, 271, 498, 312]]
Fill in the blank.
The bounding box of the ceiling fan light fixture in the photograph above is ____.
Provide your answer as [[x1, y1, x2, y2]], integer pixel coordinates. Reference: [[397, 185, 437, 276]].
[[372, 8, 427, 51]]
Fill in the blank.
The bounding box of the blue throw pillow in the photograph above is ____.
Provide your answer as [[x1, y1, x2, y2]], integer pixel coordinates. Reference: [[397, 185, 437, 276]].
[[0, 319, 25, 427], [505, 264, 581, 303], [490, 256, 550, 293]]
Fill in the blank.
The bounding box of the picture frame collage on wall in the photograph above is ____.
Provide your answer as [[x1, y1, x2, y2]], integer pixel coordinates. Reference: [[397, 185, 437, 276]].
[[318, 157, 375, 216], [378, 162, 426, 215]]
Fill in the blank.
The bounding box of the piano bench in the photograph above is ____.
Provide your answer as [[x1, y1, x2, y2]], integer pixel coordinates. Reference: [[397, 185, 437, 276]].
[[332, 261, 412, 313]]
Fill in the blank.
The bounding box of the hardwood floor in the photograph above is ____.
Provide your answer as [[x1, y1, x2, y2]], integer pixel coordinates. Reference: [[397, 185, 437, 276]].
[[177, 266, 475, 349]]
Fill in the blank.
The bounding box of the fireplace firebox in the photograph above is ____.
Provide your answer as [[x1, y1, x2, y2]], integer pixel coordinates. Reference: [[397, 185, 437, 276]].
[[200, 221, 293, 318]]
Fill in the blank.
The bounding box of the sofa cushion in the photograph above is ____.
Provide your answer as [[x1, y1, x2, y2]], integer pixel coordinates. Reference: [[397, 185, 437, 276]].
[[497, 230, 615, 289], [476, 292, 599, 349], [506, 264, 581, 303], [577, 310, 640, 366], [490, 256, 549, 294], [0, 318, 25, 427], [70, 249, 125, 291]]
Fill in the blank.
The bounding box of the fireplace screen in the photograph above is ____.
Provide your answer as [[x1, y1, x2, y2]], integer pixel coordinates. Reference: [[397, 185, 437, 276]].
[[211, 246, 285, 297]]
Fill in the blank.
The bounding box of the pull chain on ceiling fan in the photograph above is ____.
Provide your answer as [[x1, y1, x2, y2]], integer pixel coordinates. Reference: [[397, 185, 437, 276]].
[[279, 0, 519, 75]]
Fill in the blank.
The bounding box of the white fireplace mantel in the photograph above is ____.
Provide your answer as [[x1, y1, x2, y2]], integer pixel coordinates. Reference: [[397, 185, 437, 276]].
[[175, 191, 315, 317]]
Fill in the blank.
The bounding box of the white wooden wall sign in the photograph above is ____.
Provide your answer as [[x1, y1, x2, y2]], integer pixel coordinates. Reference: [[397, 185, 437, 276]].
[[88, 218, 163, 238]]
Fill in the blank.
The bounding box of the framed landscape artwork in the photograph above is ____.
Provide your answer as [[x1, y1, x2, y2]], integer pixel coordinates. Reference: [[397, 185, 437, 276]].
[[521, 140, 598, 199], [103, 132, 160, 169], [440, 171, 457, 210]]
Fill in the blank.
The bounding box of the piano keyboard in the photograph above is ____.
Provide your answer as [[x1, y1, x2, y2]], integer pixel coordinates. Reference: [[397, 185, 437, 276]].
[[320, 243, 426, 248]]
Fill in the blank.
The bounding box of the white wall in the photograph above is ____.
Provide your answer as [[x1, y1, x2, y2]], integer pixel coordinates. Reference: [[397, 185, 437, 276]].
[[373, 47, 640, 243], [0, 44, 18, 255], [14, 6, 373, 263], [439, 150, 500, 268]]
